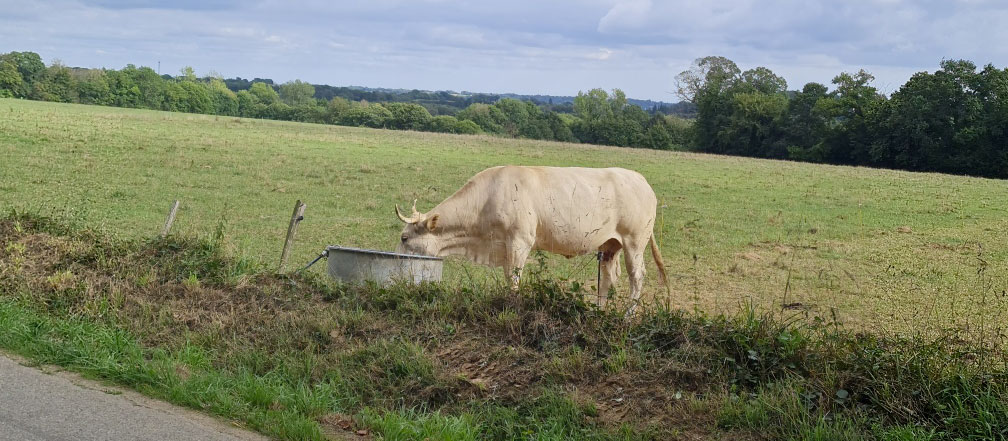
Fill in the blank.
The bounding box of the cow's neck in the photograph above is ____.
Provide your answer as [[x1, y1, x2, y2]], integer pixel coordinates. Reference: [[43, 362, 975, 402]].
[[428, 214, 480, 256], [436, 234, 496, 266], [426, 193, 495, 264]]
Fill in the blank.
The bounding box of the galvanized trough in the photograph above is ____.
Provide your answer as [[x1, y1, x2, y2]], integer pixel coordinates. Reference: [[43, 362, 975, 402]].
[[325, 246, 443, 285]]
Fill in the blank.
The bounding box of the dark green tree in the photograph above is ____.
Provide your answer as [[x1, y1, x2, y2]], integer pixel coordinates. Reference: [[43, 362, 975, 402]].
[[74, 69, 112, 105], [279, 80, 315, 107], [263, 101, 294, 120], [427, 115, 460, 133], [494, 98, 533, 137], [573, 88, 614, 121], [782, 83, 830, 161], [545, 112, 575, 142], [236, 90, 263, 117], [340, 102, 391, 128], [722, 92, 789, 158], [104, 69, 141, 108], [817, 70, 884, 165], [384, 102, 433, 131], [178, 80, 213, 114], [871, 60, 1007, 177], [326, 97, 352, 124], [249, 82, 279, 105], [207, 79, 238, 116], [0, 51, 44, 96], [290, 102, 326, 123], [453, 119, 482, 135], [642, 117, 674, 150], [457, 103, 506, 133], [682, 57, 792, 157], [0, 58, 24, 98], [32, 61, 77, 102], [120, 65, 166, 109], [674, 56, 741, 103]]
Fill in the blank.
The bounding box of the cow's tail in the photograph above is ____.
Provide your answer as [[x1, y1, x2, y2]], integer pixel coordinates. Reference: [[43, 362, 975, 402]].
[[649, 234, 670, 295]]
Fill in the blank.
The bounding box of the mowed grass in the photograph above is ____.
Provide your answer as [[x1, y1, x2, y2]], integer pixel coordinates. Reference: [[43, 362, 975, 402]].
[[2, 98, 1007, 337]]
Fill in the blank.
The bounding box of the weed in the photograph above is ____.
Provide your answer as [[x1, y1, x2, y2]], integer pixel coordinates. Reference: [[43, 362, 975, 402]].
[[603, 347, 629, 374], [718, 380, 871, 441], [363, 408, 479, 441]]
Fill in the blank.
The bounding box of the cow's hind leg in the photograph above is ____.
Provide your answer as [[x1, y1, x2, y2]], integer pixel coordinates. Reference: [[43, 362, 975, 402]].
[[622, 238, 648, 318], [597, 239, 622, 308]]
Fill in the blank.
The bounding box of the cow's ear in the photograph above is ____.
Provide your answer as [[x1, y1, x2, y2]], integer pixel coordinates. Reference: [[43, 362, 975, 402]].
[[426, 214, 440, 232]]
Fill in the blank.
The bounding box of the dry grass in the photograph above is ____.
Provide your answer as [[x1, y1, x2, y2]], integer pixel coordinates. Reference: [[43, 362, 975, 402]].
[[2, 98, 1008, 339], [0, 215, 756, 440], [4, 214, 1006, 440]]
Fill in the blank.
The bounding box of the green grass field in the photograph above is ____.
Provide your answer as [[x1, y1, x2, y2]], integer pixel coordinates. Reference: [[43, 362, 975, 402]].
[[3, 98, 1007, 337]]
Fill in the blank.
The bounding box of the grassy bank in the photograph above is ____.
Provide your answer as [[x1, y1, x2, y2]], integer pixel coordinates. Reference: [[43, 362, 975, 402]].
[[2, 99, 1008, 336], [2, 212, 1006, 440]]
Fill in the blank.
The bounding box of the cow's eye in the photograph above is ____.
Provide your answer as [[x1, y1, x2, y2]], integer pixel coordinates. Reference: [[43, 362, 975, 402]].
[[401, 235, 408, 243]]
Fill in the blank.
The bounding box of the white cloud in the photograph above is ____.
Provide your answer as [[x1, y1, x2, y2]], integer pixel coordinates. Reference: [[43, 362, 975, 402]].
[[597, 0, 652, 33], [587, 48, 614, 60], [1, 0, 1008, 100]]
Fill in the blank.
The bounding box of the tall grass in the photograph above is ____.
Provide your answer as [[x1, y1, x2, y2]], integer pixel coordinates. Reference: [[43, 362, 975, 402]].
[[2, 212, 1007, 439]]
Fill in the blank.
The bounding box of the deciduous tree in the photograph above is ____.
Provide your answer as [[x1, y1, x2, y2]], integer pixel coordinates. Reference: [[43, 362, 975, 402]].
[[279, 79, 315, 107]]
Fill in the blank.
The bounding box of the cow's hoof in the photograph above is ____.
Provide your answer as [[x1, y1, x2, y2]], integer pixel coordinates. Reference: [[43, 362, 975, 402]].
[[623, 299, 640, 320]]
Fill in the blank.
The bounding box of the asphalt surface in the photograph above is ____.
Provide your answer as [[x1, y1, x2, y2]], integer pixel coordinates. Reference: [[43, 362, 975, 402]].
[[0, 353, 268, 441]]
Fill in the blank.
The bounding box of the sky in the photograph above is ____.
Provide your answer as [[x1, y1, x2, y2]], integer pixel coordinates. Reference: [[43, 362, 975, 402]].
[[3, 0, 1007, 102]]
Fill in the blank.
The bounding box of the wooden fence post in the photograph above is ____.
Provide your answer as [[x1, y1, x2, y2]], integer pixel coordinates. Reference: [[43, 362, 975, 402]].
[[160, 200, 180, 238], [278, 200, 306, 273]]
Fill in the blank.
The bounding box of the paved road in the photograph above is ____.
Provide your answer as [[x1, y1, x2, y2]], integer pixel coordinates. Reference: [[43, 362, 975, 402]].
[[0, 353, 268, 441]]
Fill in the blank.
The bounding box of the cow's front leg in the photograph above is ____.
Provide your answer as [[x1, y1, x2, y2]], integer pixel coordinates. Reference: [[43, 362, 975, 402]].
[[504, 236, 534, 293], [505, 266, 523, 292], [623, 239, 648, 318], [598, 253, 621, 308], [597, 239, 623, 308]]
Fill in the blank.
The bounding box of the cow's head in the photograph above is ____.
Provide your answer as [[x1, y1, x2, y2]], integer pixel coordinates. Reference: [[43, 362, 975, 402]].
[[394, 199, 441, 256]]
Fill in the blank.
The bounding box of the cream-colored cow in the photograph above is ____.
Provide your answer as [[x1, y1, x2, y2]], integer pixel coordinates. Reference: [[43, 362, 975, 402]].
[[395, 165, 669, 315]]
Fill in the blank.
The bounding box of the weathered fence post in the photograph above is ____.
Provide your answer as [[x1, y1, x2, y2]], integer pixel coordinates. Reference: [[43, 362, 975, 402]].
[[278, 200, 307, 273], [160, 200, 180, 238]]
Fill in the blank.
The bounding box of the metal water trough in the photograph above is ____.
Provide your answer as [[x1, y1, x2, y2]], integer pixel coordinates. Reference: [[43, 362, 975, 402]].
[[325, 246, 443, 285]]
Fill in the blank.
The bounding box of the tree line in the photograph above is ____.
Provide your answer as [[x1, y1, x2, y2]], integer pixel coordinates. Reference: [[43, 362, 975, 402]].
[[0, 51, 691, 150], [3, 50, 1007, 178], [679, 56, 1008, 178], [225, 77, 502, 116]]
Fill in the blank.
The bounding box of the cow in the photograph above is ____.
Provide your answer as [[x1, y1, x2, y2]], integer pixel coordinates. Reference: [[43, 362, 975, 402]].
[[395, 165, 669, 316]]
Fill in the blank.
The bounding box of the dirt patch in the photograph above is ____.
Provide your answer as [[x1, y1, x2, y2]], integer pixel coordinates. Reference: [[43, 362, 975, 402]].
[[773, 245, 793, 255], [436, 337, 544, 400], [433, 329, 716, 431], [927, 242, 972, 252], [737, 251, 764, 262], [580, 360, 710, 428], [318, 413, 372, 440]]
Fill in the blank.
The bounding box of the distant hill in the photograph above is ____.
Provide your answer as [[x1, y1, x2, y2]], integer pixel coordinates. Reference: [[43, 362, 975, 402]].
[[221, 78, 696, 118], [484, 91, 694, 118]]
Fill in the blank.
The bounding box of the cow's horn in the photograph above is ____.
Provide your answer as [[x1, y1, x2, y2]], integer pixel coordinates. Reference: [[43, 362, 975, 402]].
[[395, 199, 422, 223], [395, 204, 411, 223]]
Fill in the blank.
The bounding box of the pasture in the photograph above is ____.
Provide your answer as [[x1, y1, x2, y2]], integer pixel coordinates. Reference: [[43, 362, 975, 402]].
[[4, 99, 1008, 440], [2, 98, 1008, 337]]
